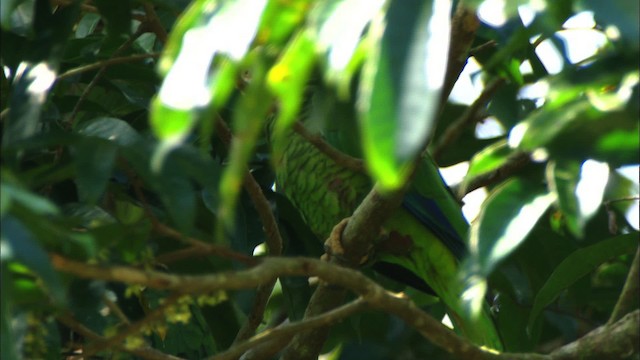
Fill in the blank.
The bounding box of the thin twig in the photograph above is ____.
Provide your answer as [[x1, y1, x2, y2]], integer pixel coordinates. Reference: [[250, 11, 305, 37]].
[[292, 122, 366, 173], [432, 78, 506, 160], [102, 293, 131, 325], [58, 53, 159, 81], [67, 24, 148, 127], [608, 245, 640, 324], [82, 293, 183, 358], [215, 117, 284, 342], [208, 298, 368, 360], [56, 313, 183, 360], [142, 1, 169, 43], [456, 151, 532, 199]]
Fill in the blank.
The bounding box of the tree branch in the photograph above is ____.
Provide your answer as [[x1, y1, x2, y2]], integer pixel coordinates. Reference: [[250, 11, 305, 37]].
[[58, 53, 159, 81], [215, 117, 284, 343], [457, 151, 532, 199], [57, 313, 183, 360], [208, 298, 367, 360], [432, 77, 505, 160], [82, 293, 183, 358], [50, 254, 640, 360], [608, 245, 640, 324]]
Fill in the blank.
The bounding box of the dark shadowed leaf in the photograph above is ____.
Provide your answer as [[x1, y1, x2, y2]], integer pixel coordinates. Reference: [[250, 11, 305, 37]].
[[0, 215, 65, 304], [528, 233, 638, 330]]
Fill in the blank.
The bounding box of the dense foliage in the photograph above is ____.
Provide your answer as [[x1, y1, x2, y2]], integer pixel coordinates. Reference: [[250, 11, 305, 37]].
[[1, 0, 638, 359]]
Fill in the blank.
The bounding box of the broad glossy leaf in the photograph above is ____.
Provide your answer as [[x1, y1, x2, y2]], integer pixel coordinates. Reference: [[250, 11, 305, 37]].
[[0, 215, 65, 304], [153, 0, 267, 145], [463, 178, 556, 315], [463, 140, 513, 186], [256, 0, 311, 46], [72, 138, 117, 204], [546, 160, 582, 237], [219, 63, 272, 230], [0, 181, 59, 216], [309, 0, 384, 95], [76, 116, 141, 146], [528, 233, 638, 330], [359, 0, 451, 189], [268, 32, 316, 156], [511, 58, 639, 166], [580, 0, 640, 44]]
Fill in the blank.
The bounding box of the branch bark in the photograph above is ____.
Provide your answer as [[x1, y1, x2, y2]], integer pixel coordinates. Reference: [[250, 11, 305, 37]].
[[51, 254, 640, 360]]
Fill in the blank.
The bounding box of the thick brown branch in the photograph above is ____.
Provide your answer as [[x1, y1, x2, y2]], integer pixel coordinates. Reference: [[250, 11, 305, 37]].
[[439, 3, 480, 106], [550, 309, 639, 360], [51, 255, 640, 360]]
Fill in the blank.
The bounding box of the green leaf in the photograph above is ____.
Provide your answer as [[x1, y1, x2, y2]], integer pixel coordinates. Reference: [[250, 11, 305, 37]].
[[218, 61, 272, 231], [0, 181, 59, 216], [579, 0, 640, 45], [94, 0, 131, 45], [72, 138, 117, 204], [471, 178, 556, 275], [255, 0, 311, 46], [546, 159, 583, 238], [528, 233, 638, 330], [463, 140, 513, 186], [463, 178, 556, 315], [76, 116, 142, 146], [512, 62, 639, 166], [359, 0, 451, 189], [0, 215, 66, 304], [268, 32, 316, 155], [309, 0, 384, 95]]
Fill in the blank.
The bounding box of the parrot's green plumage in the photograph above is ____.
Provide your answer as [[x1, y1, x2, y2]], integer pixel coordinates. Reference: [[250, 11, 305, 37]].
[[272, 100, 503, 350]]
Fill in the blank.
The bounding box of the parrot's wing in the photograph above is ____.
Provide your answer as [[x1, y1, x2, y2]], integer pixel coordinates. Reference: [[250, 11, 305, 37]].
[[402, 194, 466, 260]]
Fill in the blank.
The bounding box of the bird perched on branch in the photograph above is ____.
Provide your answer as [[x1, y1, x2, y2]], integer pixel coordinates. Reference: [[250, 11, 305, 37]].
[[270, 88, 503, 350]]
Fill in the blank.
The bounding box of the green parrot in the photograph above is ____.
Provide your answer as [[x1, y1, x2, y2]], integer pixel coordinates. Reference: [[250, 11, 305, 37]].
[[271, 96, 503, 350]]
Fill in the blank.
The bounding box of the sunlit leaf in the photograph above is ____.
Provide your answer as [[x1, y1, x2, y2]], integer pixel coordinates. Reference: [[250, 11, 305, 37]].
[[268, 31, 316, 158], [218, 60, 272, 231], [463, 140, 513, 184], [546, 160, 582, 237], [359, 0, 451, 189], [528, 233, 638, 330], [256, 0, 312, 46], [310, 0, 384, 95], [463, 178, 556, 315], [153, 0, 267, 146]]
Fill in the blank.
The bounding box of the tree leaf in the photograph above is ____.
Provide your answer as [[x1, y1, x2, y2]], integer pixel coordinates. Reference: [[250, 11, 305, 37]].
[[546, 159, 583, 238], [0, 215, 66, 304], [463, 178, 556, 315], [359, 0, 451, 189], [72, 138, 117, 204], [528, 233, 638, 330]]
